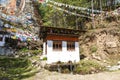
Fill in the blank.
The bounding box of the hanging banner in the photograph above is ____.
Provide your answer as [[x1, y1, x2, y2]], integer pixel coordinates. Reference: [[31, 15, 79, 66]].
[[47, 4, 92, 18], [49, 0, 104, 13], [39, 0, 44, 3], [39, 0, 49, 3]]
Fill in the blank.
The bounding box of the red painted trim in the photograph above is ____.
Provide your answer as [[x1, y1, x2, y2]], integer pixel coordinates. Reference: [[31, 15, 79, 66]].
[[46, 35, 79, 41]]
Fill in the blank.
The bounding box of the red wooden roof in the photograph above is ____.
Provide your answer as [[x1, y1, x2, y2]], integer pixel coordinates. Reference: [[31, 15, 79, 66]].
[[39, 26, 86, 39]]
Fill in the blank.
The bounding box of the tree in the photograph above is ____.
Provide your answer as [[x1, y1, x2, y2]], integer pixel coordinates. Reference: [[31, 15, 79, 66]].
[[37, 0, 120, 29]]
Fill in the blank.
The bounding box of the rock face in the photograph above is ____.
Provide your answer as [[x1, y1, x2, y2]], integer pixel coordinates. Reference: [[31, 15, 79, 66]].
[[0, 47, 14, 55], [0, 1, 43, 55], [80, 27, 120, 60], [96, 30, 120, 54], [0, 0, 41, 33]]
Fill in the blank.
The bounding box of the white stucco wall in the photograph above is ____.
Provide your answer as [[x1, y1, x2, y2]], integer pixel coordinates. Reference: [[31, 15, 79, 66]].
[[45, 40, 80, 64]]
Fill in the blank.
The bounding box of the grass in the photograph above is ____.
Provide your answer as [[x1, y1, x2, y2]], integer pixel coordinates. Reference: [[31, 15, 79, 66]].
[[74, 60, 105, 74], [0, 56, 39, 80], [90, 45, 98, 53]]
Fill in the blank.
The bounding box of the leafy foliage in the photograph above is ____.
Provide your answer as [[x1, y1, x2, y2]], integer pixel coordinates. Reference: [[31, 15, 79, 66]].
[[0, 57, 38, 80], [43, 57, 47, 61], [90, 45, 98, 53], [37, 0, 120, 29]]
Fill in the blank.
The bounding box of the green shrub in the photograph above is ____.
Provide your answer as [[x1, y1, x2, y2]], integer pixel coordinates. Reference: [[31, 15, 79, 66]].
[[80, 48, 84, 54], [0, 57, 33, 80], [20, 47, 29, 52], [90, 45, 98, 53], [74, 60, 105, 74], [31, 50, 42, 55], [43, 57, 47, 61]]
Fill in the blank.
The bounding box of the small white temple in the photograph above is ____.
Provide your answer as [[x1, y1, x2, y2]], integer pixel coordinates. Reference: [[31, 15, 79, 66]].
[[40, 26, 84, 64]]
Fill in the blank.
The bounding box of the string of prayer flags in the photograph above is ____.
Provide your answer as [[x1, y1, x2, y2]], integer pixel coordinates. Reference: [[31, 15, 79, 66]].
[[47, 4, 92, 18], [49, 0, 103, 13], [39, 0, 44, 3]]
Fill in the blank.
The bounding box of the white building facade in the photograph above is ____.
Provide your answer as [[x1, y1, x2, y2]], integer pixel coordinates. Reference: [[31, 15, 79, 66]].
[[43, 40, 80, 64]]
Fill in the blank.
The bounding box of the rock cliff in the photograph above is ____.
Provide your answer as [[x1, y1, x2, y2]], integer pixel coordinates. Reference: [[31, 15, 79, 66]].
[[80, 26, 120, 61]]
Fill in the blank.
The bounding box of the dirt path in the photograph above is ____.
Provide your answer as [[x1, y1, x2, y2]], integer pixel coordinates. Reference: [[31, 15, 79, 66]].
[[25, 69, 120, 80]]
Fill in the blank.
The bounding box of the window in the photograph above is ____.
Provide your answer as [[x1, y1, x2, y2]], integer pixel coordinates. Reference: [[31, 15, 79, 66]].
[[67, 41, 75, 51], [53, 41, 62, 51]]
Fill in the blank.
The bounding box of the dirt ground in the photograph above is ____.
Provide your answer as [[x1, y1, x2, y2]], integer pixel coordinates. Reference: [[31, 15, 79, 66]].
[[24, 69, 120, 80]]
